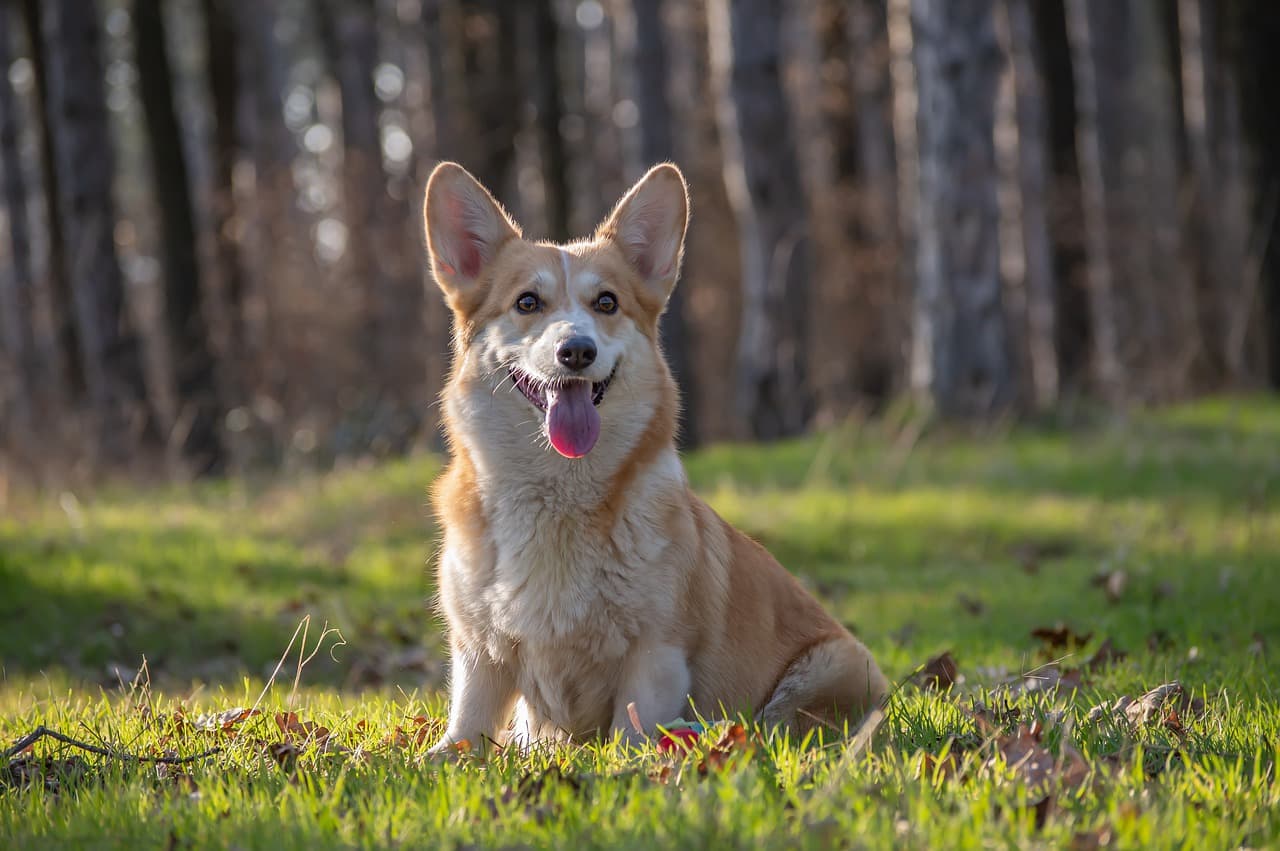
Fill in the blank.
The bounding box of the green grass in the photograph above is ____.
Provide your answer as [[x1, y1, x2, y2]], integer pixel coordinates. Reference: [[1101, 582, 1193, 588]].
[[2, 397, 1279, 849]]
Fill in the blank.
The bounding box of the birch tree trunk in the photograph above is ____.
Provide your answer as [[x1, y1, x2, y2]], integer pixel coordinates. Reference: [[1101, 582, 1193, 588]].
[[40, 0, 159, 458], [134, 0, 226, 474], [709, 0, 813, 439], [908, 0, 1016, 416]]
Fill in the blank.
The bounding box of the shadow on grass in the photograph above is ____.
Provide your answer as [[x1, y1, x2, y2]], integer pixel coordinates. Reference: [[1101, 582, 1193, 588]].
[[0, 524, 441, 692]]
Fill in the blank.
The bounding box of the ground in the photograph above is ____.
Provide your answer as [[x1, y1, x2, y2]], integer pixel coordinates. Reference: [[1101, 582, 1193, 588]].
[[1, 398, 1278, 849]]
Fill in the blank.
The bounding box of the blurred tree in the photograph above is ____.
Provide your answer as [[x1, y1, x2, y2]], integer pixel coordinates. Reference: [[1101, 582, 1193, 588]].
[[522, 0, 570, 242], [318, 0, 423, 447], [1067, 0, 1201, 401], [908, 0, 1015, 416], [1179, 0, 1253, 384], [623, 0, 698, 446], [200, 0, 249, 402], [20, 0, 82, 399], [996, 0, 1058, 410], [0, 3, 39, 423], [38, 0, 159, 458], [709, 0, 814, 439], [134, 0, 227, 474]]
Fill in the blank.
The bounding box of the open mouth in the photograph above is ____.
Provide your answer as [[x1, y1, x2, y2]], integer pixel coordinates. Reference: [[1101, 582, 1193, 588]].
[[507, 363, 617, 412], [506, 363, 617, 459]]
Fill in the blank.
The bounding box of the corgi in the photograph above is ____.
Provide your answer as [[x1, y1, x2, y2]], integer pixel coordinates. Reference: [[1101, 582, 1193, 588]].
[[423, 161, 887, 751]]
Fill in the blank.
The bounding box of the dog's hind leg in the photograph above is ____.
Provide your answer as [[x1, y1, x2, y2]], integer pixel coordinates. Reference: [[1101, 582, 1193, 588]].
[[758, 633, 888, 736]]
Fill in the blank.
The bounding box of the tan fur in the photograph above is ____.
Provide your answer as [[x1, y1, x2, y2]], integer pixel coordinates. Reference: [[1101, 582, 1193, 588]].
[[423, 162, 887, 751]]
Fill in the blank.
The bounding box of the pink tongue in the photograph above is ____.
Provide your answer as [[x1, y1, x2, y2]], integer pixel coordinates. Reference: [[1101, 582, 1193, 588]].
[[546, 381, 600, 458]]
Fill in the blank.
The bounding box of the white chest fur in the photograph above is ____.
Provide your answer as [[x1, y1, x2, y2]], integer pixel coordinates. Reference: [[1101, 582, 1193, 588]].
[[443, 444, 687, 736]]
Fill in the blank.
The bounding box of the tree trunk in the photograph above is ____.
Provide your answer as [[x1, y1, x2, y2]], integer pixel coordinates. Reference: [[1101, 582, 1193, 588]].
[[318, 0, 423, 447], [996, 0, 1058, 409], [708, 0, 813, 439], [521, 0, 570, 242], [1066, 0, 1200, 402], [621, 0, 698, 447], [848, 0, 906, 401], [20, 0, 82, 399], [39, 0, 158, 459], [908, 0, 1015, 416], [0, 1, 39, 421], [134, 0, 226, 475], [201, 0, 248, 406], [1179, 0, 1253, 384]]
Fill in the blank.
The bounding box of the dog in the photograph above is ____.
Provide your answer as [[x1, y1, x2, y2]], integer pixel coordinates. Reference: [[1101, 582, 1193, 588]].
[[423, 161, 887, 751]]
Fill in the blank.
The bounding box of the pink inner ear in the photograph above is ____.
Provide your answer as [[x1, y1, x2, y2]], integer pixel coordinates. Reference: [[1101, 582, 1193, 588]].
[[457, 237, 482, 279], [445, 194, 484, 279]]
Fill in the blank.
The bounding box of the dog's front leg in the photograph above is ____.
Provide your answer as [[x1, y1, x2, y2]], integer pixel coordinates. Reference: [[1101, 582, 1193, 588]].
[[609, 644, 691, 747], [429, 643, 518, 754]]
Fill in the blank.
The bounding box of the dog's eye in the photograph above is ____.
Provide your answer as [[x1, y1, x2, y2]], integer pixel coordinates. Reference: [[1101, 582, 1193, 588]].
[[594, 292, 618, 314], [515, 292, 541, 314]]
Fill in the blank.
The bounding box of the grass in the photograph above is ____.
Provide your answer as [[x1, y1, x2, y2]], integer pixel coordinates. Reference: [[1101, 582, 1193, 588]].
[[1, 397, 1278, 849]]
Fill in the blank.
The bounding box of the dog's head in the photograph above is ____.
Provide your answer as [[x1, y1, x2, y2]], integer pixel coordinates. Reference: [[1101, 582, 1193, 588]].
[[424, 162, 688, 460]]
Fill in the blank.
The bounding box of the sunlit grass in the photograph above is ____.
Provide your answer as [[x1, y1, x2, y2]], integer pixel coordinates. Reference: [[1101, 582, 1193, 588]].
[[1, 397, 1278, 847]]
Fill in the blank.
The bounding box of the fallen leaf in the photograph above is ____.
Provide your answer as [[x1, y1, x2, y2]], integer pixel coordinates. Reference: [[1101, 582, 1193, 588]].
[[1031, 624, 1093, 653], [697, 723, 753, 775], [193, 707, 260, 733], [1124, 683, 1183, 725], [274, 711, 331, 748], [911, 652, 959, 691], [1085, 639, 1127, 672]]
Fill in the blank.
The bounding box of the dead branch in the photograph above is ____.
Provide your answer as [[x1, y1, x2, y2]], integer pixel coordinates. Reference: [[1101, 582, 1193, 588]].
[[3, 725, 220, 764]]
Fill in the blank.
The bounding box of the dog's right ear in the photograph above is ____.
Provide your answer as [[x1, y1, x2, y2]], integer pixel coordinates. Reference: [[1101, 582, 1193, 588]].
[[423, 162, 520, 301]]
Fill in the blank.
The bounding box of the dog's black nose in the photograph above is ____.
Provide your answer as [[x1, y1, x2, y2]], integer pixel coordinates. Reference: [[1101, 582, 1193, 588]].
[[556, 336, 597, 371]]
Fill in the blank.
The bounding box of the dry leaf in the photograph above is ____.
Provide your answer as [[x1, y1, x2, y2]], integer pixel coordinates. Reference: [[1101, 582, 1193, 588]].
[[193, 707, 260, 733], [697, 723, 753, 775], [912, 652, 959, 691], [1031, 624, 1093, 652], [1085, 639, 1127, 672]]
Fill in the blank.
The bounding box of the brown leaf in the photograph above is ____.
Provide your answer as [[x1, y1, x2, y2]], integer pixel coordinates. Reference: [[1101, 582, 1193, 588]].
[[193, 707, 260, 733], [911, 652, 959, 691], [1031, 624, 1093, 653], [697, 723, 754, 776], [1106, 681, 1205, 730], [1085, 639, 1127, 672], [267, 741, 301, 769], [992, 725, 1057, 791], [274, 711, 330, 747]]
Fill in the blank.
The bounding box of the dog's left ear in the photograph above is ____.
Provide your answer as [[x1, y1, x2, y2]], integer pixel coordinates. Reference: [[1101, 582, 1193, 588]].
[[597, 163, 689, 301]]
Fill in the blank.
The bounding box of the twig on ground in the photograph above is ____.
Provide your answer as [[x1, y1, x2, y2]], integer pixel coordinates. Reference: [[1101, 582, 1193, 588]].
[[3, 725, 220, 764]]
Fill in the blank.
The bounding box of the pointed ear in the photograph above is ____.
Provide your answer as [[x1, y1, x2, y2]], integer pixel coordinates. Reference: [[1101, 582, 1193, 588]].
[[423, 162, 520, 300], [597, 163, 689, 299]]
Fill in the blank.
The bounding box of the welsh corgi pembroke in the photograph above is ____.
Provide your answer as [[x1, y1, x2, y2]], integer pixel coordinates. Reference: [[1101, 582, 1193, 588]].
[[423, 161, 887, 751]]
